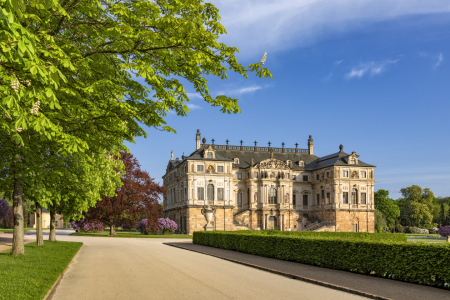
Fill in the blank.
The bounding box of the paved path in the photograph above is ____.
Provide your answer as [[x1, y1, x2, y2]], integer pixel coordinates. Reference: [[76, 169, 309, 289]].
[[0, 231, 35, 252], [48, 231, 366, 300]]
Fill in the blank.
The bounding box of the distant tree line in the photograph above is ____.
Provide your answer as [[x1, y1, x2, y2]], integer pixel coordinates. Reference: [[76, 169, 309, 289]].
[[375, 185, 450, 233]]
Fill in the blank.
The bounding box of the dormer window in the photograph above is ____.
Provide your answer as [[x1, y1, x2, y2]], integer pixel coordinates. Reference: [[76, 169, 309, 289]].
[[286, 160, 292, 167], [350, 158, 356, 164], [207, 152, 213, 158], [234, 158, 239, 164], [299, 161, 304, 167]]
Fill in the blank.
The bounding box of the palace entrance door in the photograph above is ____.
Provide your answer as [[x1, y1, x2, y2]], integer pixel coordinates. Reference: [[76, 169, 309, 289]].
[[267, 216, 277, 230]]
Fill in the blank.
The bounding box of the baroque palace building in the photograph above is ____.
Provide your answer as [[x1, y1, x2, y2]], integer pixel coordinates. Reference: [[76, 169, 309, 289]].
[[162, 130, 376, 234]]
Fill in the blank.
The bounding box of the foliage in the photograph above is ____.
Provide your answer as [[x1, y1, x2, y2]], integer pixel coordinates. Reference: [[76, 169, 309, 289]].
[[437, 226, 450, 237], [3, 206, 27, 229], [0, 241, 82, 300], [70, 231, 191, 238], [375, 210, 388, 233], [404, 227, 429, 234], [374, 189, 400, 230], [232, 230, 407, 242], [0, 199, 9, 220], [70, 219, 104, 233], [194, 231, 450, 288], [395, 223, 404, 233], [398, 185, 434, 228], [137, 219, 155, 235], [84, 152, 163, 230], [158, 218, 178, 234], [122, 223, 135, 232]]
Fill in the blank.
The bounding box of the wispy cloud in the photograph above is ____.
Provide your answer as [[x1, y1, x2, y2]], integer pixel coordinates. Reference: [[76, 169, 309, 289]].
[[211, 0, 450, 58], [334, 60, 343, 66], [186, 103, 202, 110], [217, 85, 262, 96], [346, 60, 398, 79], [185, 92, 203, 100], [420, 52, 444, 69], [323, 72, 333, 82]]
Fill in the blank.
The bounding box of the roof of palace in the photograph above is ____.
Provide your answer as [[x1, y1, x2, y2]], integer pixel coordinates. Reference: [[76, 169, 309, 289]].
[[167, 144, 375, 172]]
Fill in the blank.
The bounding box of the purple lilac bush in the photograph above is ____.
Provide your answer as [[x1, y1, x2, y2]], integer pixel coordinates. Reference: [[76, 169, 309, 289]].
[[71, 219, 104, 233], [0, 199, 9, 220], [437, 226, 450, 237], [137, 219, 153, 235], [158, 218, 178, 234]]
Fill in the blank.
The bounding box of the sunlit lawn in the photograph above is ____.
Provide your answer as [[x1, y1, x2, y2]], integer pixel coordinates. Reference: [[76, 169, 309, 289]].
[[0, 228, 47, 233], [0, 241, 82, 300]]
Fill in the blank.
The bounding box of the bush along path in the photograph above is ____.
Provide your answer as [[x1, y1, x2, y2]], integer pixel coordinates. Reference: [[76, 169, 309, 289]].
[[193, 231, 450, 289], [0, 241, 82, 300]]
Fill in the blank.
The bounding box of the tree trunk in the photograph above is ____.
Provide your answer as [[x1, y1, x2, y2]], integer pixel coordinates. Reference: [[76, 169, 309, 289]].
[[12, 177, 24, 256], [110, 224, 116, 236], [48, 204, 56, 241], [35, 202, 44, 246]]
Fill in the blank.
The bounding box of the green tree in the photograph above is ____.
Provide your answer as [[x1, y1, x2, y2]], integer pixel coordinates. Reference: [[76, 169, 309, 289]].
[[374, 210, 387, 233], [1, 0, 271, 255], [374, 189, 400, 230], [398, 185, 434, 228]]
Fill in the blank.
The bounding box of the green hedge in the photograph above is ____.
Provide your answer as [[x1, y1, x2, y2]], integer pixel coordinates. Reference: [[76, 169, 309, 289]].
[[243, 230, 407, 242], [193, 231, 450, 288]]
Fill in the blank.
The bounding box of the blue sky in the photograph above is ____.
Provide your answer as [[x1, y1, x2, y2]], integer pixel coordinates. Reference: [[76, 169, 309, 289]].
[[127, 0, 450, 200]]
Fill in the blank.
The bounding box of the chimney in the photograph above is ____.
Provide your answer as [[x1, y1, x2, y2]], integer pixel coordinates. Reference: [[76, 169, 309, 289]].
[[196, 129, 201, 150], [308, 135, 313, 155]]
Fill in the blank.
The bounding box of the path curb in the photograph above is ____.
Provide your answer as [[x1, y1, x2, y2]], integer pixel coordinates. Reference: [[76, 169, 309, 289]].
[[165, 243, 390, 300], [44, 244, 83, 300]]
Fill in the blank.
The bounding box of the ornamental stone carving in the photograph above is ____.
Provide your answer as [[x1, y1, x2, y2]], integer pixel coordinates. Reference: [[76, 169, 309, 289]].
[[351, 171, 359, 179], [257, 159, 290, 170]]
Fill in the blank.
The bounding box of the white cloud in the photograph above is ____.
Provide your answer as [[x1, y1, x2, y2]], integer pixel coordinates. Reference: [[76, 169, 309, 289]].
[[185, 92, 203, 100], [217, 85, 262, 96], [420, 52, 444, 69], [346, 60, 398, 79], [334, 60, 343, 65], [210, 0, 450, 58], [186, 103, 202, 110], [434, 52, 444, 68]]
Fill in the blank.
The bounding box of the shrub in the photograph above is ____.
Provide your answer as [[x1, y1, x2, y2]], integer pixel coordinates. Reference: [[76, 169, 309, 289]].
[[71, 219, 104, 233], [437, 226, 450, 237], [194, 231, 450, 288], [122, 223, 135, 232], [137, 219, 155, 235], [429, 228, 438, 234], [158, 218, 178, 234], [0, 199, 9, 220], [3, 206, 27, 229], [395, 223, 403, 233], [404, 226, 429, 234]]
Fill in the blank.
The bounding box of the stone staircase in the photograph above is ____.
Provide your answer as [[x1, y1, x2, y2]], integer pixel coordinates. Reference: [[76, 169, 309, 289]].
[[298, 214, 335, 232], [233, 209, 252, 230]]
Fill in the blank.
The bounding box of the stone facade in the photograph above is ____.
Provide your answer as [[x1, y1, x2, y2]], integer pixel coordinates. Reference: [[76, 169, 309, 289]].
[[163, 130, 376, 234]]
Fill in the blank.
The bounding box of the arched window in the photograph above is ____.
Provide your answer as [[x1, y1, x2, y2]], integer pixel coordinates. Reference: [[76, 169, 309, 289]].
[[207, 152, 213, 158], [207, 184, 214, 201], [268, 188, 277, 204], [351, 189, 358, 204]]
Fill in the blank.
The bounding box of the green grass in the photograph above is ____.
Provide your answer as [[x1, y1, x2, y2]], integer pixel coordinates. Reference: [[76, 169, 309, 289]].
[[406, 233, 440, 236], [0, 241, 82, 300], [0, 228, 46, 233], [71, 230, 192, 238]]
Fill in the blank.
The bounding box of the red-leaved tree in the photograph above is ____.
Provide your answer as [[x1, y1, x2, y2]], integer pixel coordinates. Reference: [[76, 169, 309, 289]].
[[84, 152, 164, 236]]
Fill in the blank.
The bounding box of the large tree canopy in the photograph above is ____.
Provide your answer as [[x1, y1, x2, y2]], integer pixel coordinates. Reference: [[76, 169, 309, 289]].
[[374, 189, 400, 230], [398, 185, 434, 228]]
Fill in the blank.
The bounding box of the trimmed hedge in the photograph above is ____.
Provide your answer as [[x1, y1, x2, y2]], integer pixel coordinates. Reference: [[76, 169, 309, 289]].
[[247, 230, 407, 242], [193, 231, 450, 288]]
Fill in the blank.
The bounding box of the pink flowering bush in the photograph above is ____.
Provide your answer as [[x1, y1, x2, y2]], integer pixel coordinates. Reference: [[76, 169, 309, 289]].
[[71, 219, 104, 233], [0, 199, 9, 220], [137, 219, 155, 235], [437, 226, 450, 237], [158, 218, 178, 234]]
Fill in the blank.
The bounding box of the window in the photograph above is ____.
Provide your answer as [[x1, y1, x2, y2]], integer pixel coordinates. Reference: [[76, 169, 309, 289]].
[[217, 166, 224, 172], [316, 174, 320, 180], [237, 173, 242, 179], [350, 158, 356, 164], [321, 190, 325, 205], [343, 192, 349, 204], [351, 189, 358, 204], [326, 172, 330, 178], [207, 184, 214, 201], [361, 171, 366, 178], [234, 158, 239, 164], [326, 193, 330, 204], [361, 193, 367, 204], [316, 194, 320, 205], [285, 173, 289, 179], [197, 165, 204, 172], [352, 224, 358, 232], [218, 188, 224, 200], [55, 221, 58, 227], [342, 170, 349, 177], [303, 175, 308, 181], [197, 187, 204, 200], [299, 161, 304, 167], [180, 216, 183, 232], [293, 194, 296, 206], [268, 188, 277, 204], [254, 172, 258, 178], [303, 195, 308, 208], [207, 152, 213, 158], [237, 193, 242, 205], [292, 175, 296, 180]]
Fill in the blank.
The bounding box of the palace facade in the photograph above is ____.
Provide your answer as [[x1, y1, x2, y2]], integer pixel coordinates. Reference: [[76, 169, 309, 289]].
[[162, 130, 376, 234]]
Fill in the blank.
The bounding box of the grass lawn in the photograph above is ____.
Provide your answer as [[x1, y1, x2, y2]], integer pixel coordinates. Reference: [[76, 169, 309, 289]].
[[71, 230, 192, 238], [0, 241, 82, 300], [0, 228, 47, 233]]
